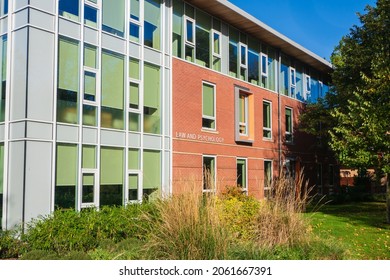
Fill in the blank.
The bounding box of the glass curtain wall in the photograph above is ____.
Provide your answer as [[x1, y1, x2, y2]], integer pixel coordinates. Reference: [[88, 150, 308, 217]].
[[0, 143, 4, 224], [0, 35, 6, 122]]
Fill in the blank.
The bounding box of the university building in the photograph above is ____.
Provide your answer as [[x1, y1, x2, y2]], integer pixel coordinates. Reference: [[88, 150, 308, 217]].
[[0, 0, 335, 230]]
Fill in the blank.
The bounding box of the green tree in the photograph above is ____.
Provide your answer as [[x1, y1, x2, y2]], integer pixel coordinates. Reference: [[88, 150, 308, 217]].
[[300, 0, 390, 222]]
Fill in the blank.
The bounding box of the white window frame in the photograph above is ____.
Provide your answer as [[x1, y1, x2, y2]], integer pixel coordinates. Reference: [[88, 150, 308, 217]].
[[260, 52, 268, 77], [263, 100, 272, 140], [212, 30, 222, 58], [184, 16, 195, 46], [83, 2, 99, 29], [264, 160, 273, 198], [239, 43, 248, 68], [202, 155, 217, 193], [290, 67, 296, 98], [285, 107, 293, 143], [80, 169, 98, 209], [202, 82, 216, 130], [127, 171, 142, 203], [236, 157, 248, 194], [239, 93, 249, 136], [304, 74, 311, 100]]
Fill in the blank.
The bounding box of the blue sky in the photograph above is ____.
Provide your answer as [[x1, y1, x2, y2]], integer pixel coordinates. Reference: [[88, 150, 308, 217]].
[[228, 0, 376, 62]]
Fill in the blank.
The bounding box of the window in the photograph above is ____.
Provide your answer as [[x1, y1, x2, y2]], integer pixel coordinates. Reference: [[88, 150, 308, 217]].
[[57, 37, 79, 124], [260, 53, 268, 77], [264, 160, 272, 199], [212, 30, 221, 71], [144, 0, 161, 50], [84, 4, 98, 28], [290, 67, 296, 98], [195, 10, 211, 68], [263, 101, 272, 139], [143, 150, 161, 200], [229, 28, 239, 78], [172, 0, 183, 58], [202, 83, 215, 130], [284, 158, 296, 179], [83, 44, 98, 127], [128, 148, 140, 201], [316, 163, 323, 194], [285, 107, 293, 143], [248, 38, 259, 85], [129, 0, 141, 43], [0, 35, 7, 122], [55, 144, 78, 209], [235, 88, 254, 143], [129, 58, 141, 132], [101, 50, 125, 130], [102, 0, 125, 37], [0, 0, 8, 16], [100, 147, 124, 206], [203, 156, 216, 192], [281, 58, 289, 96], [304, 74, 311, 100], [143, 63, 161, 134], [184, 17, 195, 62], [59, 0, 79, 21], [238, 93, 248, 136], [236, 158, 247, 192]]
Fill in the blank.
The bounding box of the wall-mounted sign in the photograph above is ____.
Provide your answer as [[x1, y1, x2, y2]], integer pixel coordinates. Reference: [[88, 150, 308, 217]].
[[175, 132, 224, 143]]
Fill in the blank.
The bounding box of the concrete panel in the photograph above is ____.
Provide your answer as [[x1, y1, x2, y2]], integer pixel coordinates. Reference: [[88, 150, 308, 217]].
[[24, 141, 52, 224], [10, 121, 25, 140], [0, 124, 4, 141], [82, 127, 98, 145], [56, 124, 79, 142], [10, 28, 28, 121], [165, 137, 170, 150], [6, 141, 25, 230], [27, 28, 55, 121], [164, 54, 170, 68], [101, 129, 126, 146], [59, 18, 81, 40], [0, 15, 8, 35], [128, 132, 141, 148], [144, 47, 162, 66], [15, 0, 29, 11], [143, 134, 162, 150], [26, 121, 53, 140], [30, 0, 55, 14], [13, 9, 28, 31], [29, 9, 55, 32], [101, 33, 126, 55], [129, 42, 141, 59], [84, 26, 99, 46]]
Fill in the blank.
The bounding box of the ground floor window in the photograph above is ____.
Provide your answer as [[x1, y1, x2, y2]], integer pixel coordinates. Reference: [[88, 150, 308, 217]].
[[236, 158, 247, 192], [203, 155, 216, 192], [143, 150, 161, 200], [264, 160, 272, 198]]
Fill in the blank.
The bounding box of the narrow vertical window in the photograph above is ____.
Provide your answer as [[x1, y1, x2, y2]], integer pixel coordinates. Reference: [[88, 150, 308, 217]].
[[203, 156, 216, 192], [185, 17, 195, 62], [143, 63, 161, 134], [144, 0, 161, 50], [100, 147, 124, 206], [143, 150, 161, 200], [57, 37, 79, 124], [128, 148, 140, 201], [129, 58, 141, 132], [195, 10, 211, 68], [238, 93, 248, 136], [304, 74, 311, 101], [264, 160, 272, 199], [129, 0, 141, 43], [285, 107, 293, 143], [229, 28, 239, 78], [101, 50, 125, 130], [84, 4, 98, 28], [202, 83, 215, 130], [0, 0, 8, 16], [260, 53, 268, 77], [55, 144, 78, 209], [102, 0, 125, 37], [236, 158, 247, 192], [83, 44, 98, 127], [0, 35, 7, 123], [59, 0, 80, 21], [172, 0, 184, 58], [290, 67, 296, 98], [263, 101, 272, 139]]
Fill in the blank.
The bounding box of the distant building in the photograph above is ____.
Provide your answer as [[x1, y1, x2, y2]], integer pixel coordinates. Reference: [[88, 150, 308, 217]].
[[0, 0, 336, 230]]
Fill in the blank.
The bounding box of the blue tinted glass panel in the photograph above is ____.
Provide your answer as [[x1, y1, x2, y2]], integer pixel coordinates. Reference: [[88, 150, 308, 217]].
[[59, 0, 79, 19], [84, 5, 97, 27]]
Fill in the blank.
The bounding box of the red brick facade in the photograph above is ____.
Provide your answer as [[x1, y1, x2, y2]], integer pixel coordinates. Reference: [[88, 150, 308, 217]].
[[172, 58, 336, 198]]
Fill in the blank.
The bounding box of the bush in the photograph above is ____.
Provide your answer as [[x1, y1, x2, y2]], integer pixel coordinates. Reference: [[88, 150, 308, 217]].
[[22, 203, 156, 254], [0, 230, 25, 259], [20, 250, 92, 260]]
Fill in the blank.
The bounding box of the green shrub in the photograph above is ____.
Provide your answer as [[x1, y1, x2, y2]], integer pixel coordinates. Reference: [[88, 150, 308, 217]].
[[21, 250, 92, 260], [23, 203, 156, 254], [0, 230, 25, 259]]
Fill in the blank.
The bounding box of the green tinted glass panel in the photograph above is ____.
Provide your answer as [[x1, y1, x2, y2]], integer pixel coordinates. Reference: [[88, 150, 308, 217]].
[[128, 174, 139, 201], [0, 144, 4, 193], [84, 72, 96, 97], [263, 102, 271, 128], [100, 147, 124, 185], [202, 83, 214, 117], [58, 37, 79, 92], [128, 149, 139, 170], [129, 112, 140, 132], [82, 174, 94, 203], [237, 159, 246, 188], [129, 82, 139, 109], [143, 150, 161, 190], [56, 144, 77, 186], [130, 0, 140, 20], [82, 145, 96, 169], [84, 44, 96, 68], [102, 50, 124, 110], [102, 0, 125, 36], [144, 0, 161, 50], [129, 58, 140, 80]]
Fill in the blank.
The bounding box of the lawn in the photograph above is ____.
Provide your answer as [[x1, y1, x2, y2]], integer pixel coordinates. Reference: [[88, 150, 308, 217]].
[[307, 202, 390, 259]]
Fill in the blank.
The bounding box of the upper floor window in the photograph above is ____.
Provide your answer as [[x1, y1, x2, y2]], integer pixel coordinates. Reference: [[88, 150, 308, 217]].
[[84, 3, 98, 28], [304, 74, 311, 100], [144, 0, 161, 50], [235, 88, 254, 143], [129, 0, 141, 43], [202, 82, 216, 130], [0, 0, 8, 16], [238, 93, 248, 136], [59, 0, 80, 22], [261, 53, 268, 77], [263, 100, 272, 139], [102, 0, 125, 37], [290, 67, 296, 98]]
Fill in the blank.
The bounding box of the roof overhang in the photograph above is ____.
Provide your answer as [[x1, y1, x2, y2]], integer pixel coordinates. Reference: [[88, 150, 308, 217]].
[[185, 0, 333, 74]]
